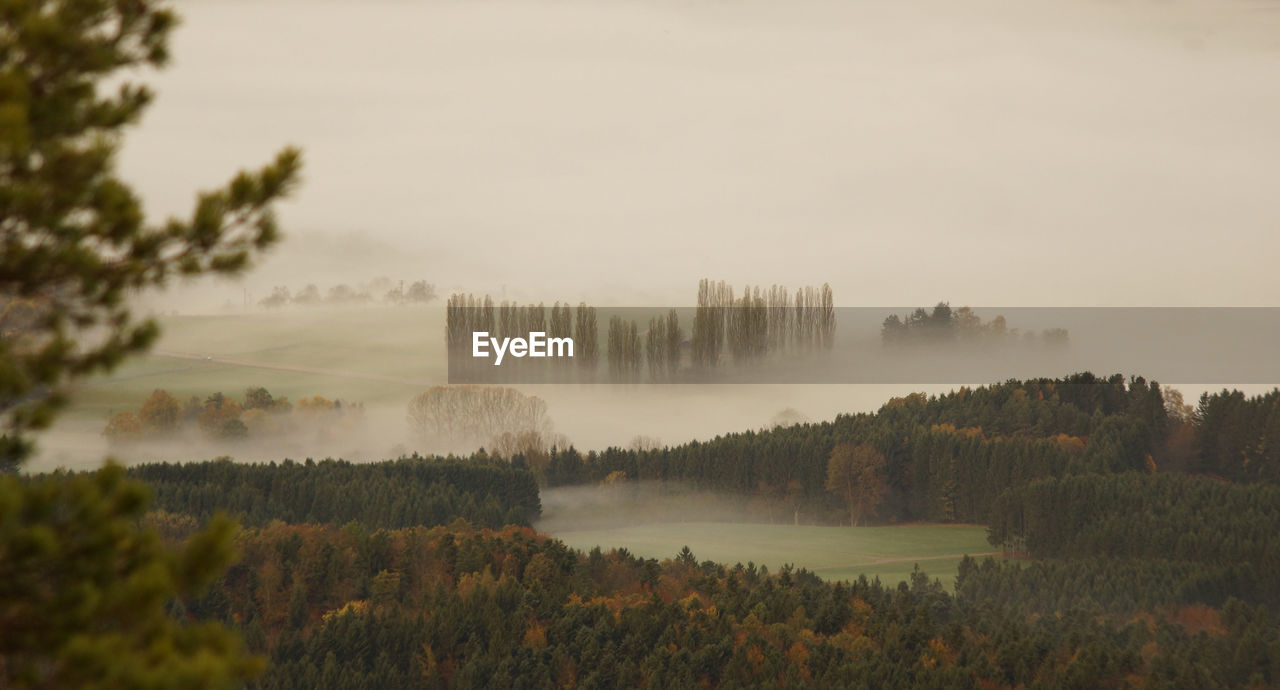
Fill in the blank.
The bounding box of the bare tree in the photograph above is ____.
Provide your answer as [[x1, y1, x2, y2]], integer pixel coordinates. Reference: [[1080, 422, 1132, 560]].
[[407, 385, 553, 450]]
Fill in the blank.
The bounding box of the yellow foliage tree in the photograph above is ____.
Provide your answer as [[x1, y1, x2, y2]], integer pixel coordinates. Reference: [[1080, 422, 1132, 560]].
[[825, 443, 888, 526]]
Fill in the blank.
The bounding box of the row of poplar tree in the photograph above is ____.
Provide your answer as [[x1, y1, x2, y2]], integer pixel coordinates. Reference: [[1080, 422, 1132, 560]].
[[445, 279, 836, 381]]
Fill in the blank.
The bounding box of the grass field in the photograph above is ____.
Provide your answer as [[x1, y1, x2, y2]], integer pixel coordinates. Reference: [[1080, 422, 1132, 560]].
[[64, 306, 444, 423], [548, 522, 998, 588], [27, 306, 445, 470]]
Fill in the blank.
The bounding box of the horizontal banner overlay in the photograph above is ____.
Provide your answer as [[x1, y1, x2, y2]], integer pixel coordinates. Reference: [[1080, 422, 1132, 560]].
[[445, 307, 1280, 384]]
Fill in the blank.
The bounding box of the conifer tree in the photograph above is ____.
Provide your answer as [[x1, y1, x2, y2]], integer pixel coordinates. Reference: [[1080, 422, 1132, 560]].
[[1, 1, 301, 685]]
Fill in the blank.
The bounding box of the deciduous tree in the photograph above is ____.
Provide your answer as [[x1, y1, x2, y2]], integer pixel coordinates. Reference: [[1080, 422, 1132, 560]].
[[825, 443, 887, 526], [138, 389, 181, 433]]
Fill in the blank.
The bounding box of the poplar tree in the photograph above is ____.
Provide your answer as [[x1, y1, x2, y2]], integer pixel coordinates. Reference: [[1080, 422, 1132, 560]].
[[664, 309, 682, 377], [573, 303, 598, 376], [549, 302, 572, 368], [606, 316, 641, 381], [645, 315, 666, 381]]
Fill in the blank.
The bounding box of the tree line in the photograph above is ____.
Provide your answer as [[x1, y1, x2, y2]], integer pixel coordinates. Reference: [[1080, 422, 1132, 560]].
[[445, 280, 834, 383], [445, 295, 599, 380], [259, 279, 436, 309], [104, 387, 363, 444], [881, 302, 1069, 347], [128, 456, 541, 530], [540, 372, 1174, 525], [987, 472, 1280, 578], [1194, 387, 1280, 482], [54, 372, 1280, 688], [691, 280, 835, 369]]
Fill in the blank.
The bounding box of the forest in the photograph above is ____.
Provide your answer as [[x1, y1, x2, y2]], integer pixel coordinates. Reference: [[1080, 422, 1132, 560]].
[[165, 516, 1279, 689], [537, 372, 1174, 525], [31, 372, 1280, 688], [129, 456, 541, 531]]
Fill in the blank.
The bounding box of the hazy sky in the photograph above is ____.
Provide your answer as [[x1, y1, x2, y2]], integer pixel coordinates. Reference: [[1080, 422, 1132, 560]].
[[118, 0, 1280, 308]]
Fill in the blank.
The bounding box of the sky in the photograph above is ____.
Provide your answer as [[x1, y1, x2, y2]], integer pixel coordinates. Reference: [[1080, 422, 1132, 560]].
[[117, 0, 1280, 309]]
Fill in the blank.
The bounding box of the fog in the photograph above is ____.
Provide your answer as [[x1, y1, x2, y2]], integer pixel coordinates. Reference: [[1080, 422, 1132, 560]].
[[536, 481, 782, 534], [32, 0, 1280, 469], [120, 0, 1280, 309], [35, 372, 952, 471]]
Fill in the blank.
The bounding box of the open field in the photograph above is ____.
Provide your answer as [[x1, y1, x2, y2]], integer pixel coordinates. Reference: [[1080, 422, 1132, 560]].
[[548, 522, 998, 588], [27, 306, 444, 470], [65, 306, 444, 422]]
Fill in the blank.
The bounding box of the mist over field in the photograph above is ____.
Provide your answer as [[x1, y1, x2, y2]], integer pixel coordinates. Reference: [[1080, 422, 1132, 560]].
[[38, 0, 1271, 471], [119, 0, 1280, 312], [33, 301, 1280, 471], [25, 0, 1280, 497]]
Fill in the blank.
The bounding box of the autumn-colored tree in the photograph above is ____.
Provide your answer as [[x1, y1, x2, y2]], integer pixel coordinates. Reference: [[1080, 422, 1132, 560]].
[[490, 428, 570, 475], [197, 393, 243, 438], [103, 411, 142, 444], [825, 443, 888, 526], [240, 408, 277, 436], [243, 386, 276, 411], [138, 389, 181, 434], [295, 394, 335, 415]]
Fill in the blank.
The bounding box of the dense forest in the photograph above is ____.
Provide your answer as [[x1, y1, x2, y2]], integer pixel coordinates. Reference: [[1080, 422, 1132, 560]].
[[168, 519, 1278, 689], [978, 472, 1280, 610], [129, 456, 541, 530], [42, 373, 1280, 688], [539, 372, 1175, 525]]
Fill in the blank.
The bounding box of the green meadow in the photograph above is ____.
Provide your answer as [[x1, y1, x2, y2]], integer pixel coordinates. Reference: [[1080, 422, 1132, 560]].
[[64, 306, 445, 425], [550, 522, 999, 589]]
